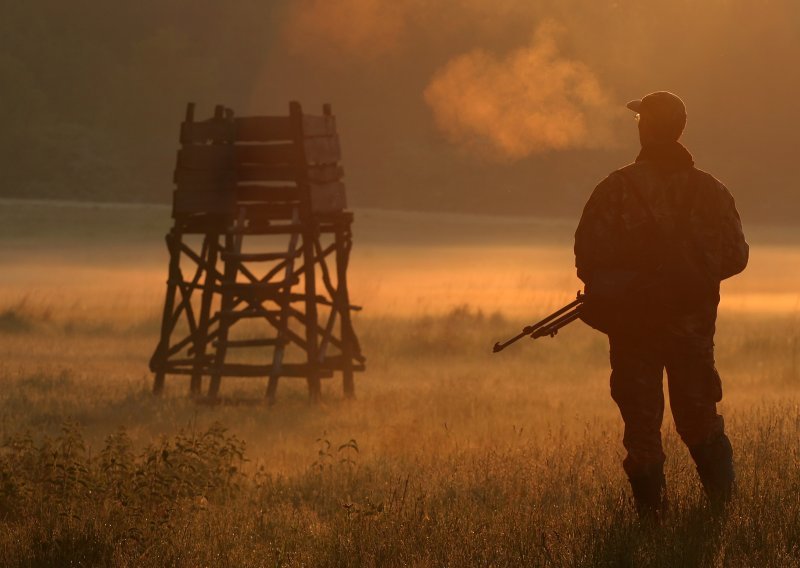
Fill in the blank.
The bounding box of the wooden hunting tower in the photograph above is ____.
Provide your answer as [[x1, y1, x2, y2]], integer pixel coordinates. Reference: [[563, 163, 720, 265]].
[[149, 102, 365, 402]]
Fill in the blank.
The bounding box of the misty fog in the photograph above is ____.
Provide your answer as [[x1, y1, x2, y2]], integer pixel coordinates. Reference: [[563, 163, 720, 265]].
[[2, 0, 798, 222]]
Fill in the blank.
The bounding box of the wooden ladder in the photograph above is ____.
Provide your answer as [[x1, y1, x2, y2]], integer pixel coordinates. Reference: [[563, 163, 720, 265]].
[[208, 205, 301, 399]]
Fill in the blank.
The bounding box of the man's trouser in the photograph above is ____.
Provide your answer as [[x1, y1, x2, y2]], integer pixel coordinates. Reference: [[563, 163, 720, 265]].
[[609, 332, 727, 480]]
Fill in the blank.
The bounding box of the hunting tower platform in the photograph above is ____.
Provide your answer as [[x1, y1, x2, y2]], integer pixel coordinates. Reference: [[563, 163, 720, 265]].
[[149, 102, 365, 403]]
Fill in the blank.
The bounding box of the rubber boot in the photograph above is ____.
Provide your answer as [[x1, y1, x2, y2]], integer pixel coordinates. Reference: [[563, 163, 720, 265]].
[[627, 462, 667, 522], [688, 433, 735, 506]]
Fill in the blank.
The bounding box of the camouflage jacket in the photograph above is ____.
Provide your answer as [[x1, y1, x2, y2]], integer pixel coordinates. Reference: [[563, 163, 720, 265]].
[[574, 142, 748, 335]]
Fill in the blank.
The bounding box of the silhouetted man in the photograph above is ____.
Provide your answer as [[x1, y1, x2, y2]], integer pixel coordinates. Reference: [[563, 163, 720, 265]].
[[574, 91, 748, 519]]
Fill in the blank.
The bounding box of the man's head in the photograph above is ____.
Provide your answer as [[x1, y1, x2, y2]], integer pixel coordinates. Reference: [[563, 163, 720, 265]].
[[627, 91, 687, 145]]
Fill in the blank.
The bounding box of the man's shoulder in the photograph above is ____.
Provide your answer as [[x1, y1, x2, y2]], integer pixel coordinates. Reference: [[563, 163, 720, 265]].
[[602, 161, 638, 181], [614, 162, 642, 176], [605, 161, 653, 187], [594, 163, 636, 190], [588, 162, 646, 200], [613, 162, 725, 190], [690, 167, 726, 190]]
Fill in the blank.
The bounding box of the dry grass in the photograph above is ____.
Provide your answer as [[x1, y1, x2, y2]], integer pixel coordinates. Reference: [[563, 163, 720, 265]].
[[0, 200, 798, 566]]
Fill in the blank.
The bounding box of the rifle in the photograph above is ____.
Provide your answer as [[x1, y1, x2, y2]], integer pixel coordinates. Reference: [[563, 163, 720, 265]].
[[492, 292, 585, 353]]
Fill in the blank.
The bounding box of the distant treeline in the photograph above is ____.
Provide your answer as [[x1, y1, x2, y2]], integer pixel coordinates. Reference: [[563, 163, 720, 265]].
[[2, 1, 268, 203], [2, 1, 799, 222]]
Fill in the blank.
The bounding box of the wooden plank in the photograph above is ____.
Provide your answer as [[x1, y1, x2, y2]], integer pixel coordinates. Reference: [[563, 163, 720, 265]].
[[220, 252, 291, 262], [303, 135, 341, 164], [177, 146, 234, 170], [220, 282, 288, 293], [271, 241, 336, 283], [302, 114, 337, 138], [178, 217, 306, 235], [173, 179, 301, 201], [175, 164, 341, 184], [236, 185, 300, 202], [215, 224, 305, 235], [162, 356, 215, 367], [191, 235, 221, 395], [295, 97, 323, 401], [175, 181, 234, 194], [178, 217, 348, 236], [179, 113, 336, 144], [335, 227, 356, 398], [219, 281, 297, 302], [174, 215, 227, 233], [180, 119, 233, 144], [179, 144, 331, 169], [212, 338, 286, 348], [209, 363, 334, 378], [308, 164, 344, 184], [287, 305, 366, 364], [219, 309, 282, 319], [236, 144, 297, 166], [172, 190, 234, 216], [161, 366, 335, 379], [236, 165, 296, 182], [207, 229, 242, 398], [243, 203, 297, 221], [234, 117, 292, 141], [174, 167, 237, 187], [175, 182, 234, 194], [310, 181, 347, 213]]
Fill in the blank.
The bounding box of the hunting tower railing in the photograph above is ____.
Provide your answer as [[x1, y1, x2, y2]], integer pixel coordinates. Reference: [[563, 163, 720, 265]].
[[149, 102, 365, 403]]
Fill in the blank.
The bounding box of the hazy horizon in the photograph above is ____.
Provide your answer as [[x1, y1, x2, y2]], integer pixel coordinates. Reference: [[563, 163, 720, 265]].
[[3, 1, 799, 223]]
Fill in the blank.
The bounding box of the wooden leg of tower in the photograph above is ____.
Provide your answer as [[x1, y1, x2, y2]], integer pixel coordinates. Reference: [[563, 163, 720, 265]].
[[266, 376, 279, 405], [153, 372, 166, 395], [266, 207, 301, 405], [152, 231, 182, 395], [266, 294, 290, 406], [266, 295, 289, 406], [190, 234, 219, 396], [336, 225, 356, 399], [303, 230, 321, 403], [209, 234, 235, 398]]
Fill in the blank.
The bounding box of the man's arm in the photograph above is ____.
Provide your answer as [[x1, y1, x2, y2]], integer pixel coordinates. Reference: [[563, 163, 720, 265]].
[[693, 177, 749, 281], [574, 173, 625, 284]]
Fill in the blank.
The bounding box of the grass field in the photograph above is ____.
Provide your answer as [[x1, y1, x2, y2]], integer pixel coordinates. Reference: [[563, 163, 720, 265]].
[[0, 199, 799, 566]]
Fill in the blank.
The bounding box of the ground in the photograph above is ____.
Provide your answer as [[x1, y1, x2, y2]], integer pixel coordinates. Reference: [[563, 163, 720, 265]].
[[0, 199, 798, 566]]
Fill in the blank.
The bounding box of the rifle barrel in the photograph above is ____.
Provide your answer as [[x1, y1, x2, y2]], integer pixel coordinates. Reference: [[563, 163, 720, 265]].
[[492, 294, 584, 353], [522, 297, 583, 335], [531, 308, 582, 339]]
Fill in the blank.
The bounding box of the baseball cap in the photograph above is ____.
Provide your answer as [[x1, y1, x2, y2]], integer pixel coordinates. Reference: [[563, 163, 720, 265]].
[[626, 91, 686, 122]]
